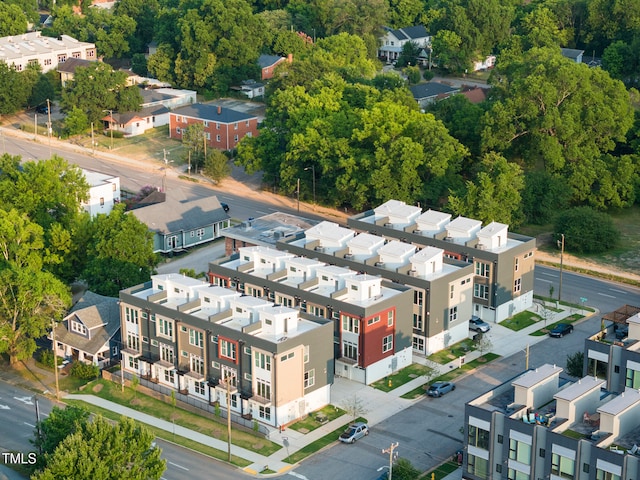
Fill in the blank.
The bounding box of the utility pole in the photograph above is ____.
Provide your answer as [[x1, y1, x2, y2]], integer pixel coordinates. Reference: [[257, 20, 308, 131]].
[[34, 113, 37, 141], [188, 151, 191, 176], [226, 375, 232, 462], [382, 442, 399, 480], [304, 165, 316, 207], [558, 234, 565, 303], [34, 395, 42, 454], [109, 109, 114, 150], [51, 319, 60, 400], [524, 344, 530, 370], [91, 122, 95, 156], [162, 149, 170, 192], [296, 178, 300, 213], [46, 98, 52, 157]]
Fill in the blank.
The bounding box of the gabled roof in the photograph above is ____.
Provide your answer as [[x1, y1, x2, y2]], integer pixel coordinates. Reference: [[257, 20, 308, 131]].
[[409, 82, 459, 100], [57, 57, 95, 74], [384, 25, 429, 41], [131, 195, 229, 234], [560, 48, 584, 60], [103, 105, 169, 126], [171, 103, 257, 124], [258, 54, 285, 68], [460, 86, 489, 104]]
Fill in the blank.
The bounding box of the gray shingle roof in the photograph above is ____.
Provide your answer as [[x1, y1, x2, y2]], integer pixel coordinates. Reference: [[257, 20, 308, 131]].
[[409, 82, 459, 100], [171, 104, 257, 124], [56, 57, 95, 74], [258, 54, 285, 68], [385, 25, 429, 41]]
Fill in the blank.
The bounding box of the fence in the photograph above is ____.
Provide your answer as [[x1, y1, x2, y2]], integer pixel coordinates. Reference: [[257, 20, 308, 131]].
[[101, 369, 270, 436]]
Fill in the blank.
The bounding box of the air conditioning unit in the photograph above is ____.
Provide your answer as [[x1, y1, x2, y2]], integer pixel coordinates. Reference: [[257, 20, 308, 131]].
[[384, 223, 393, 227], [374, 261, 385, 267], [408, 269, 418, 277], [444, 236, 454, 242], [314, 246, 325, 253], [344, 253, 354, 259], [413, 229, 422, 234], [476, 244, 486, 250]]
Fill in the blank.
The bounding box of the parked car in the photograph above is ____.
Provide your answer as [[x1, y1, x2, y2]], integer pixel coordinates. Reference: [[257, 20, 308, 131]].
[[375, 471, 389, 480], [549, 323, 573, 338], [427, 381, 455, 397], [220, 202, 229, 212], [469, 316, 491, 333], [339, 422, 369, 443], [35, 104, 49, 114], [615, 325, 629, 340]]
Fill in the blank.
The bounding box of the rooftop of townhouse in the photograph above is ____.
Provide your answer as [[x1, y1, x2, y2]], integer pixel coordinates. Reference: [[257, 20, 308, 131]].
[[222, 211, 319, 246], [123, 274, 323, 342], [282, 222, 470, 282], [350, 200, 531, 253], [0, 32, 94, 62], [468, 363, 640, 451], [214, 246, 407, 308], [82, 169, 118, 188]]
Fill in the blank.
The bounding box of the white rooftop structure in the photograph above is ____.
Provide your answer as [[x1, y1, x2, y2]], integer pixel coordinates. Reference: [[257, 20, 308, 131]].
[[476, 222, 509, 250], [414, 209, 451, 234], [346, 233, 386, 257], [374, 199, 422, 226], [376, 240, 416, 267], [409, 246, 444, 276], [305, 221, 354, 249], [445, 216, 483, 242], [81, 169, 120, 218]]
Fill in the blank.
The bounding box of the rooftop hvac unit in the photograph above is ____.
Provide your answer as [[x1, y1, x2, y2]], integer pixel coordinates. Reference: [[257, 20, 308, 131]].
[[374, 261, 385, 267], [475, 244, 486, 250], [408, 269, 418, 277], [384, 223, 393, 227], [344, 253, 354, 259], [314, 246, 325, 252]]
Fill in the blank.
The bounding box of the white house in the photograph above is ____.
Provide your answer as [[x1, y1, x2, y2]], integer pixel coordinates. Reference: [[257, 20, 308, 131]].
[[378, 25, 431, 63], [0, 32, 96, 73], [82, 169, 120, 217]]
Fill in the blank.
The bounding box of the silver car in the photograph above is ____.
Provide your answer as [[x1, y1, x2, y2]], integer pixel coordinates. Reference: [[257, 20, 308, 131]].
[[469, 316, 491, 333], [339, 422, 369, 443]]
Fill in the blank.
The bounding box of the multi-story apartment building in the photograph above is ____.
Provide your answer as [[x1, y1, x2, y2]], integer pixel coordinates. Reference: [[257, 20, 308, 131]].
[[348, 200, 536, 323], [169, 104, 258, 151], [0, 32, 96, 73], [275, 221, 475, 355], [208, 244, 415, 384], [120, 274, 333, 428], [463, 363, 640, 480], [585, 305, 640, 393]]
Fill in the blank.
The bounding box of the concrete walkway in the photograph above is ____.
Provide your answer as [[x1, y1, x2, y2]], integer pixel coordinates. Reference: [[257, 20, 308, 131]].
[[64, 303, 595, 476]]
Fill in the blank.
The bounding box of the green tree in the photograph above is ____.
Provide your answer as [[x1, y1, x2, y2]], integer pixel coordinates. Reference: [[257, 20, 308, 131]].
[[0, 63, 32, 114], [130, 53, 148, 76], [448, 152, 525, 227], [0, 3, 28, 36], [64, 107, 90, 136], [554, 207, 619, 254], [404, 65, 421, 84], [396, 40, 421, 68], [33, 405, 90, 458], [33, 416, 165, 480], [181, 123, 206, 169], [518, 6, 571, 49], [81, 203, 158, 296], [387, 0, 424, 28], [426, 94, 484, 159], [147, 44, 175, 84], [203, 150, 232, 183], [565, 351, 584, 378], [521, 170, 571, 225], [392, 457, 422, 480]]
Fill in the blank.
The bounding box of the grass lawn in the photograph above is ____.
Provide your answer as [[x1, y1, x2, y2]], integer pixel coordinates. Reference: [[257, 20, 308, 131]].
[[81, 378, 281, 456], [65, 399, 252, 467], [288, 405, 346, 433], [427, 338, 476, 365], [401, 353, 500, 399], [501, 311, 542, 331], [562, 429, 585, 440], [426, 459, 461, 480], [371, 363, 436, 392], [283, 417, 367, 464]]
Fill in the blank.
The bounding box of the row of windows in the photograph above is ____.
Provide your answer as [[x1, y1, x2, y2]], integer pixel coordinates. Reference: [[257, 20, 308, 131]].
[[175, 127, 241, 143], [175, 117, 251, 129]]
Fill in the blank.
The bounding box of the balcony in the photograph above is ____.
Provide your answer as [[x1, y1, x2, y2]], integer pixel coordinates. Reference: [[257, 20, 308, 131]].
[[217, 378, 238, 394]]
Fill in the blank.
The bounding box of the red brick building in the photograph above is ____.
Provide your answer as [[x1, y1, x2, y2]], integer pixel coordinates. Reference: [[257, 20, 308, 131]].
[[169, 104, 259, 150]]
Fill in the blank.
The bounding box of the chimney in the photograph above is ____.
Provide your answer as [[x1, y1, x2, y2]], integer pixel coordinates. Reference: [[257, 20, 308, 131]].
[[217, 105, 221, 115], [287, 53, 293, 63]]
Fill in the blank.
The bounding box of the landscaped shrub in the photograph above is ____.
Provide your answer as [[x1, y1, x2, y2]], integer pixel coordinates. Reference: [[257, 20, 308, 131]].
[[554, 206, 619, 254], [39, 349, 61, 368], [70, 362, 99, 379]]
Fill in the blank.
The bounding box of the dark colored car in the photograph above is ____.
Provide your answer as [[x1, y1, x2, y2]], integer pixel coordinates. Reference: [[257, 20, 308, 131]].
[[549, 323, 573, 338], [469, 316, 491, 333], [220, 202, 229, 212], [339, 422, 369, 443], [35, 104, 49, 114], [427, 381, 455, 397]]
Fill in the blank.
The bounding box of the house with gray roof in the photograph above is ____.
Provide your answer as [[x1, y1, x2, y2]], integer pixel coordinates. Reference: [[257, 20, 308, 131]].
[[51, 292, 120, 368], [257, 54, 287, 80], [378, 25, 431, 63], [409, 82, 460, 109], [130, 195, 230, 253], [561, 47, 584, 63]]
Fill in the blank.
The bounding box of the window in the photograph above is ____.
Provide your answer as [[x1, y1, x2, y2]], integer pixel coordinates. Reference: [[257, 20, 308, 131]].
[[205, 132, 210, 140], [190, 355, 204, 375], [342, 315, 359, 334], [367, 316, 380, 326], [515, 258, 520, 272], [196, 228, 205, 237], [551, 453, 575, 479], [142, 337, 149, 344], [450, 284, 455, 299], [44, 58, 52, 66], [71, 320, 87, 335], [467, 425, 490, 450], [254, 352, 271, 371], [259, 405, 271, 420], [474, 284, 489, 300], [57, 54, 67, 63], [508, 469, 529, 480], [412, 336, 425, 352], [87, 50, 95, 58], [163, 369, 175, 384], [514, 278, 522, 293], [234, 123, 238, 130], [189, 329, 203, 348], [151, 339, 158, 347], [245, 120, 250, 127], [343, 341, 358, 360], [127, 333, 139, 351], [280, 352, 294, 362], [203, 121, 209, 127], [304, 369, 315, 388], [180, 325, 187, 333], [413, 314, 423, 330], [216, 134, 221, 142], [220, 339, 236, 360], [626, 368, 640, 388], [414, 290, 423, 306], [125, 307, 139, 324], [596, 469, 620, 480], [160, 343, 174, 363], [157, 318, 173, 339], [216, 123, 220, 130], [475, 262, 490, 277], [256, 378, 271, 400], [382, 335, 393, 353], [467, 454, 488, 479], [221, 365, 237, 386], [176, 127, 181, 134], [304, 345, 309, 363], [194, 381, 205, 395], [212, 361, 220, 369], [128, 356, 139, 369], [234, 135, 239, 142], [509, 438, 531, 465], [449, 306, 458, 322], [100, 197, 104, 206]]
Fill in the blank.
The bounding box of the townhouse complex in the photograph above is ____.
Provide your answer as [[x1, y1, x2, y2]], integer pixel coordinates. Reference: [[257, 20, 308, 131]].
[[463, 362, 640, 480], [0, 32, 96, 72], [348, 200, 536, 324], [120, 274, 333, 428]]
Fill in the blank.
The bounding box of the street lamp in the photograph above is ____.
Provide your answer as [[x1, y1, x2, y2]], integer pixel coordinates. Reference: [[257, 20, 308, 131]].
[[304, 165, 316, 206], [557, 233, 565, 303]]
